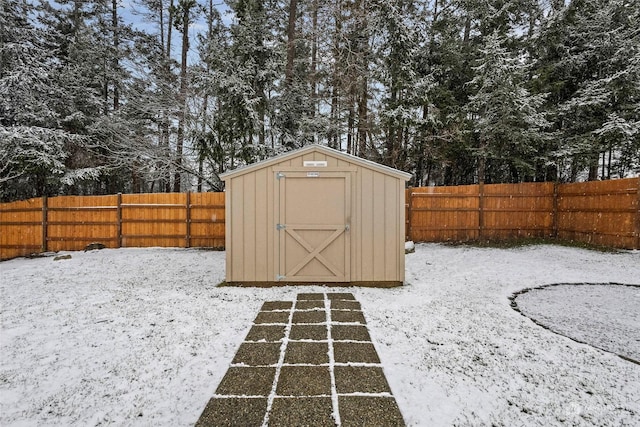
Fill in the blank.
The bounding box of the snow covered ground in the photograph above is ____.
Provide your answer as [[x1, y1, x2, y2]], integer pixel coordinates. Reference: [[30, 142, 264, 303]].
[[514, 283, 640, 363], [1, 244, 639, 426]]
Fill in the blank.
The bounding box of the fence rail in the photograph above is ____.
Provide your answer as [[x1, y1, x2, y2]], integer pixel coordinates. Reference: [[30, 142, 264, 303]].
[[405, 178, 639, 249], [0, 192, 225, 260], [1, 178, 639, 260]]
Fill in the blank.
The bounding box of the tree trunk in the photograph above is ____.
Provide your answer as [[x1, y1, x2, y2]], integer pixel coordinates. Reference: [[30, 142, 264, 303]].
[[112, 0, 119, 111], [329, 84, 339, 149], [174, 2, 190, 192], [588, 152, 599, 181], [309, 0, 318, 143], [356, 80, 367, 157], [463, 15, 471, 44], [163, 0, 174, 193], [285, 0, 298, 86], [347, 91, 355, 155]]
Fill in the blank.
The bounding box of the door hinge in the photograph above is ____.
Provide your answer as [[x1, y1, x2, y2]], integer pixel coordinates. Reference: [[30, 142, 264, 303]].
[[276, 274, 286, 281], [276, 172, 285, 180], [276, 223, 286, 230]]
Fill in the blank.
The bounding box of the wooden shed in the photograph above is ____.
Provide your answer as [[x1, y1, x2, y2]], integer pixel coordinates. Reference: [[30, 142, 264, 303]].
[[220, 145, 411, 286]]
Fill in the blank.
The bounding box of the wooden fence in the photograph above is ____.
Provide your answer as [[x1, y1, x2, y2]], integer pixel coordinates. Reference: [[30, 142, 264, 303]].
[[0, 192, 225, 260], [406, 177, 639, 249], [1, 178, 638, 260]]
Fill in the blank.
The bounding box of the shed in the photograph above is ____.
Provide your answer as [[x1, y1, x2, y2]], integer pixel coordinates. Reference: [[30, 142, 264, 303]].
[[220, 145, 411, 286]]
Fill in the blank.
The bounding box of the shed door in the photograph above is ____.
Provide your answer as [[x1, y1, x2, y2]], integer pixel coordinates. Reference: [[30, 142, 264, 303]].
[[276, 171, 351, 282]]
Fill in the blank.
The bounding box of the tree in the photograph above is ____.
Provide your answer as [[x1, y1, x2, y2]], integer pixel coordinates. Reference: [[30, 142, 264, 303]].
[[466, 31, 548, 183], [0, 0, 93, 200]]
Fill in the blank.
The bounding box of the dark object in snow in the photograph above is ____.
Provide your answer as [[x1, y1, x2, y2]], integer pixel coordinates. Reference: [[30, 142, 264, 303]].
[[25, 252, 57, 259], [53, 254, 72, 261], [84, 242, 106, 251]]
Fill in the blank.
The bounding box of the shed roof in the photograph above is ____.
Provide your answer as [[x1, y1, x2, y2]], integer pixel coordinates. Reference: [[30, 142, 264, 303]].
[[220, 145, 412, 181]]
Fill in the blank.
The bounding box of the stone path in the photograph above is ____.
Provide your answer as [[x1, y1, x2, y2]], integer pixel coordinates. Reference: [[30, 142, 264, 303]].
[[196, 292, 405, 426]]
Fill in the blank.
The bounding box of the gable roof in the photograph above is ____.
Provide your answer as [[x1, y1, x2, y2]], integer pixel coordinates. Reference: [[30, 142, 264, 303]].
[[220, 145, 412, 181]]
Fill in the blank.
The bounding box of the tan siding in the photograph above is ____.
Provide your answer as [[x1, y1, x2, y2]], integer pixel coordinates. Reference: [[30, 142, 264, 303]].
[[351, 166, 360, 281], [245, 173, 257, 280], [267, 168, 275, 280], [222, 146, 409, 284], [230, 176, 244, 281], [325, 154, 339, 167], [254, 168, 268, 280], [225, 187, 232, 281], [360, 168, 374, 281], [372, 172, 386, 280], [384, 175, 398, 281]]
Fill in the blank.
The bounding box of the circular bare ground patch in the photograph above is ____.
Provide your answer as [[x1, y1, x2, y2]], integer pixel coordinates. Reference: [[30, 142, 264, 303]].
[[511, 283, 640, 364]]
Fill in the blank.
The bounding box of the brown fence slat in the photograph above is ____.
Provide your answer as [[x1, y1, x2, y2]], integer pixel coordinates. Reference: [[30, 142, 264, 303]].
[[1, 180, 638, 260]]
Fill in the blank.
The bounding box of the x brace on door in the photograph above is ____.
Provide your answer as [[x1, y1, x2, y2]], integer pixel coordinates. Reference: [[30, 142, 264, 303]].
[[281, 224, 346, 279]]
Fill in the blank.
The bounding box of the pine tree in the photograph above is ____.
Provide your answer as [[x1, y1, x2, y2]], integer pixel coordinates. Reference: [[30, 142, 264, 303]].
[[466, 31, 548, 183]]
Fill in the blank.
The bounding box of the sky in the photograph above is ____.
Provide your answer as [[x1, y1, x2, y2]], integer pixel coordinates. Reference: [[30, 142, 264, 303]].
[[119, 0, 234, 63]]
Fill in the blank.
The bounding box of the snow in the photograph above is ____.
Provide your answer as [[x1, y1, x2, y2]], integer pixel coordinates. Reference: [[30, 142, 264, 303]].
[[514, 283, 640, 362], [404, 240, 415, 253], [1, 244, 639, 426]]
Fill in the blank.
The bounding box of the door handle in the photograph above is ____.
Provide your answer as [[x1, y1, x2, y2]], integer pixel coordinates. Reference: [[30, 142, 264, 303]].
[[345, 224, 350, 232]]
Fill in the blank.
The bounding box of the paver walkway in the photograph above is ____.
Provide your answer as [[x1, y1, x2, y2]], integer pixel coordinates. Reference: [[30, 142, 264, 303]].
[[196, 292, 405, 426]]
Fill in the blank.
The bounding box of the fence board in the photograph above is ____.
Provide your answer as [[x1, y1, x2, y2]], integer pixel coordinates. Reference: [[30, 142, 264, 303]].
[[0, 197, 43, 259], [406, 179, 637, 249], [47, 195, 119, 252], [409, 184, 480, 242], [481, 182, 555, 240], [189, 192, 226, 248], [1, 179, 638, 260], [556, 178, 639, 249], [0, 192, 226, 260], [120, 193, 187, 248]]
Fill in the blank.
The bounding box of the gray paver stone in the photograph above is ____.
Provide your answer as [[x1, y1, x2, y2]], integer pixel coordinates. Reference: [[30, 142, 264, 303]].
[[232, 342, 281, 366], [195, 397, 267, 427], [215, 367, 276, 396], [297, 293, 325, 300], [296, 300, 326, 310], [269, 397, 336, 427], [284, 342, 330, 365], [292, 310, 326, 324], [334, 366, 391, 394], [254, 311, 290, 324], [333, 342, 381, 364], [276, 366, 331, 396], [332, 310, 366, 324], [261, 301, 293, 311], [331, 300, 362, 310], [245, 325, 286, 342], [339, 396, 405, 426], [290, 325, 328, 341], [331, 325, 371, 342]]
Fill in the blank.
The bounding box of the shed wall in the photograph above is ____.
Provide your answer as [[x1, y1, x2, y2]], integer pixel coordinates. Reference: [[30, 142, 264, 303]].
[[225, 149, 406, 284]]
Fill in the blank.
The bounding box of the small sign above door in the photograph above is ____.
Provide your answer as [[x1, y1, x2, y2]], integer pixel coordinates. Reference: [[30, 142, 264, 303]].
[[307, 172, 320, 177], [303, 160, 328, 167]]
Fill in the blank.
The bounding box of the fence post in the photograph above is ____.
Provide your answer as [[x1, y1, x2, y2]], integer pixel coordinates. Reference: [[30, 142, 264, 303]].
[[406, 187, 413, 241], [186, 191, 191, 248], [636, 178, 640, 249], [552, 181, 559, 239], [478, 181, 485, 240], [116, 193, 122, 248], [41, 195, 48, 252]]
